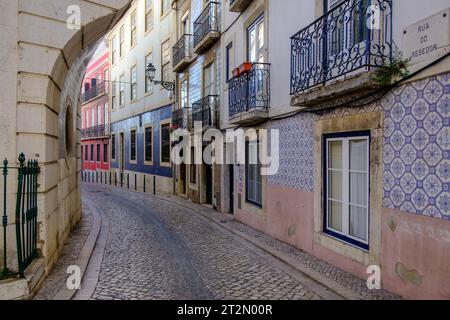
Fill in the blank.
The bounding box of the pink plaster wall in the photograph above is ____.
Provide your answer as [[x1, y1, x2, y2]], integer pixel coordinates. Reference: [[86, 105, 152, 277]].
[[235, 183, 450, 299], [381, 207, 450, 300]]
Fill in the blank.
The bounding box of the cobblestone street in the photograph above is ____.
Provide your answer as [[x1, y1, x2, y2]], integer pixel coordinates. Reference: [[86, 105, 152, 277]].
[[35, 182, 398, 300]]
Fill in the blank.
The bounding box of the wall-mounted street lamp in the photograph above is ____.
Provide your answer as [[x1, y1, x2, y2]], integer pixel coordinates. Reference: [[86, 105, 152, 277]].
[[145, 62, 176, 92]]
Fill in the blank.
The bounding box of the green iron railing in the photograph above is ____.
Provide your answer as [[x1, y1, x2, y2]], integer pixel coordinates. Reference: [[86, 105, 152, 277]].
[[1, 153, 40, 279]]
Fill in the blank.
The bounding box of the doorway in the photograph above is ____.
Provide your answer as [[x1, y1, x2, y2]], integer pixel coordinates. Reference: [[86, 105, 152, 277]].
[[180, 163, 187, 195], [229, 164, 234, 214], [119, 132, 125, 172], [205, 164, 213, 205]]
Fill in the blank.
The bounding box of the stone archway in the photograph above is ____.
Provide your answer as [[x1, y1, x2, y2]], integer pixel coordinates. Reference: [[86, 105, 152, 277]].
[[0, 0, 132, 275]]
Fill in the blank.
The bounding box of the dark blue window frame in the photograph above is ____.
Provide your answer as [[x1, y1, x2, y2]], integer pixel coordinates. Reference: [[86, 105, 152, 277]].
[[226, 42, 233, 82], [322, 130, 371, 251]]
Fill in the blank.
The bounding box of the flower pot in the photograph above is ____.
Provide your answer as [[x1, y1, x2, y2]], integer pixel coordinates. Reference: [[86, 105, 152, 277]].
[[232, 67, 240, 78], [239, 62, 253, 74]]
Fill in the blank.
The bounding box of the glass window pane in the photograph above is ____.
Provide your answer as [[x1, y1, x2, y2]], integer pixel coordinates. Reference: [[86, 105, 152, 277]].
[[328, 200, 343, 231], [350, 172, 367, 206], [328, 140, 342, 169], [328, 170, 342, 200], [350, 139, 367, 171], [350, 205, 367, 241]]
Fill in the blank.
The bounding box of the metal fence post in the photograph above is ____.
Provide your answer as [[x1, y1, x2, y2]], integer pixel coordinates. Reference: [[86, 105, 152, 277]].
[[153, 175, 156, 195], [143, 175, 146, 193], [135, 174, 137, 191], [2, 159, 8, 277]]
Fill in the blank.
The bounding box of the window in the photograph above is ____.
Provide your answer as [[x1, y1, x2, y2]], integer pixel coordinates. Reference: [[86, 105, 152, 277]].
[[130, 65, 137, 101], [203, 63, 215, 96], [145, 0, 154, 32], [161, 0, 170, 16], [145, 53, 154, 94], [161, 40, 171, 82], [97, 105, 101, 126], [90, 108, 95, 127], [111, 134, 116, 160], [245, 139, 262, 206], [104, 103, 109, 126], [112, 78, 117, 109], [104, 69, 108, 82], [103, 144, 108, 163], [247, 15, 265, 63], [180, 12, 190, 34], [161, 123, 171, 163], [96, 144, 101, 162], [190, 147, 196, 184], [324, 132, 370, 249], [119, 25, 125, 57], [226, 42, 233, 81], [84, 145, 88, 161], [119, 74, 125, 106], [130, 10, 137, 47], [145, 126, 153, 162], [180, 79, 188, 109], [111, 36, 117, 64], [130, 129, 137, 162], [90, 144, 94, 161]]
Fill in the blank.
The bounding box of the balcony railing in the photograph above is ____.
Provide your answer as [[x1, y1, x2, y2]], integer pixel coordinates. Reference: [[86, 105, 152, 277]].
[[229, 63, 270, 118], [173, 34, 192, 72], [191, 95, 219, 129], [172, 107, 187, 129], [229, 0, 253, 12], [81, 125, 108, 139], [193, 1, 220, 53], [81, 81, 107, 104], [290, 0, 392, 94]]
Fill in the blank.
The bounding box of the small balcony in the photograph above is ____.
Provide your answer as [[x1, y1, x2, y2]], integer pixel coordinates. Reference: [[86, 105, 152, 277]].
[[81, 81, 107, 104], [81, 125, 109, 140], [290, 0, 393, 109], [228, 63, 270, 125], [172, 107, 189, 130], [193, 1, 220, 54], [173, 34, 193, 72], [191, 95, 219, 129], [229, 0, 253, 12]]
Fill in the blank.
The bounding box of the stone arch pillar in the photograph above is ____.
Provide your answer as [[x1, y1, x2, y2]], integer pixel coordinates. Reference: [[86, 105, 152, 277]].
[[0, 0, 131, 274]]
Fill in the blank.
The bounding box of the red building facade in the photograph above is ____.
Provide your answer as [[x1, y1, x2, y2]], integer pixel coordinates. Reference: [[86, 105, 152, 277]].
[[81, 46, 110, 172]]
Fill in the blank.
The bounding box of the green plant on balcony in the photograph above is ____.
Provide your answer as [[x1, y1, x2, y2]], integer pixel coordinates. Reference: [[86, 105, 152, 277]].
[[373, 48, 410, 86]]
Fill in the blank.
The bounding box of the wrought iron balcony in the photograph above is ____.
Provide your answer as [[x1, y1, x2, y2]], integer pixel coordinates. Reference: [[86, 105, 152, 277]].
[[290, 0, 392, 95], [81, 81, 107, 104], [228, 63, 270, 124], [193, 1, 220, 54], [173, 34, 193, 72], [191, 95, 219, 129], [172, 107, 188, 129], [229, 0, 253, 12], [81, 125, 108, 139]]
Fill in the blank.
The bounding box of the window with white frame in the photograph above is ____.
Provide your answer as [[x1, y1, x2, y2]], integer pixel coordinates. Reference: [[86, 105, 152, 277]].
[[97, 105, 101, 126], [130, 65, 137, 101], [145, 53, 153, 94], [112, 78, 117, 109], [247, 15, 265, 63], [245, 139, 262, 206], [145, 0, 154, 32], [119, 74, 125, 105], [161, 40, 171, 82], [111, 35, 117, 64], [119, 25, 125, 57], [324, 132, 370, 249], [161, 0, 170, 16], [130, 10, 137, 47]]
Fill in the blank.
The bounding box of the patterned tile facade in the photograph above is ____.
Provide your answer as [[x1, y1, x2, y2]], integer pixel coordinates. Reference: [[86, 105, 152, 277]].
[[267, 73, 449, 220], [383, 73, 449, 219], [267, 113, 315, 192]]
